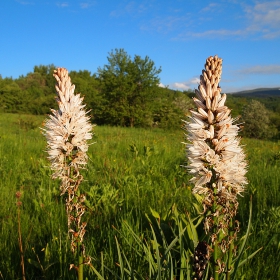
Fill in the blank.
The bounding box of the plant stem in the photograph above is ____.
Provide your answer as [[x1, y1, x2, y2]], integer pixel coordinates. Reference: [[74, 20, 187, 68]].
[[213, 239, 219, 280], [17, 201, 26, 280], [78, 245, 83, 280], [212, 188, 219, 280], [226, 218, 234, 280]]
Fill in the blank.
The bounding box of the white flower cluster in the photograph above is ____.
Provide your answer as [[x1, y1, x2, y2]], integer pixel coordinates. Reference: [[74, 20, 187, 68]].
[[43, 68, 93, 255], [184, 56, 247, 203], [43, 68, 93, 184]]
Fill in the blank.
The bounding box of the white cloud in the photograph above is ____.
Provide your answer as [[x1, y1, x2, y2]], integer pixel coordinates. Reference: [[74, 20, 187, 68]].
[[190, 77, 200, 84], [247, 1, 280, 28], [56, 2, 69, 8], [80, 2, 96, 9], [175, 29, 244, 40], [173, 82, 190, 90], [200, 3, 219, 13], [141, 15, 192, 34], [262, 30, 280, 39], [174, 1, 280, 40], [110, 0, 280, 40], [238, 65, 280, 75], [244, 1, 280, 38], [110, 1, 149, 18], [169, 77, 200, 91], [16, 0, 34, 4]]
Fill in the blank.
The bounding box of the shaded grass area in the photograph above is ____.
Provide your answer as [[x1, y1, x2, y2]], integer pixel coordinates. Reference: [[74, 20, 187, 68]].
[[0, 113, 279, 279]]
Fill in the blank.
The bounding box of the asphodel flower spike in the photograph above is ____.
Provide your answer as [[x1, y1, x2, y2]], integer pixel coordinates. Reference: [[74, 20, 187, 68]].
[[44, 68, 93, 185], [43, 68, 93, 278], [183, 56, 247, 279]]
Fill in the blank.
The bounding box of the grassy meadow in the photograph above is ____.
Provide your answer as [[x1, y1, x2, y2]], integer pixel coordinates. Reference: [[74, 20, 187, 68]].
[[0, 113, 280, 279]]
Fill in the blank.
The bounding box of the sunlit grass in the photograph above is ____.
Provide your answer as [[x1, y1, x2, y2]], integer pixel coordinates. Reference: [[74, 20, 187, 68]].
[[0, 113, 279, 279]]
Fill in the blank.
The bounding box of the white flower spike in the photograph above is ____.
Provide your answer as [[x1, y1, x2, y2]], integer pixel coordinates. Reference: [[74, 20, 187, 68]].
[[184, 56, 247, 200], [42, 68, 93, 263], [183, 56, 248, 266]]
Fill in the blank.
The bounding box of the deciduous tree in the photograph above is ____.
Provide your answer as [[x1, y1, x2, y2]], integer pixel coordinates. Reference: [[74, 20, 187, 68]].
[[97, 48, 161, 127], [241, 100, 272, 139]]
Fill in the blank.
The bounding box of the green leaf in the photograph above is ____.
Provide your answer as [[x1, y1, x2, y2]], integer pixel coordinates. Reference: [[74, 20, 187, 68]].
[[186, 213, 199, 247], [115, 236, 124, 280], [150, 207, 160, 220], [231, 196, 261, 280], [89, 264, 106, 280], [237, 247, 263, 268]]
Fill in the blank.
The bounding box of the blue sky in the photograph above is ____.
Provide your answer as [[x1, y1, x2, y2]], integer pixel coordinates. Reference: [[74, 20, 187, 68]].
[[1, 0, 280, 93]]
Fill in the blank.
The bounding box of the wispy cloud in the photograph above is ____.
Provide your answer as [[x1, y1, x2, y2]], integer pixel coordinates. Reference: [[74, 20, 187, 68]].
[[141, 15, 192, 34], [16, 0, 34, 5], [246, 1, 280, 29], [110, 1, 149, 18], [242, 1, 280, 39], [176, 29, 246, 40], [175, 1, 280, 40], [80, 1, 96, 9], [139, 1, 231, 37], [56, 2, 69, 8], [200, 2, 220, 13], [238, 65, 280, 75], [15, 0, 280, 42]]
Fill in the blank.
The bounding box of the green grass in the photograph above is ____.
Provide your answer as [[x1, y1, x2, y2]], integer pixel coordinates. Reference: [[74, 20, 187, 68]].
[[0, 113, 279, 279]]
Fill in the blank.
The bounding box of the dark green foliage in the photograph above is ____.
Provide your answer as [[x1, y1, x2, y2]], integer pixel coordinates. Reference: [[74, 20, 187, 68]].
[[226, 94, 248, 117], [0, 77, 22, 112], [241, 100, 275, 139], [0, 50, 193, 129], [150, 87, 193, 129], [97, 49, 162, 127], [69, 70, 102, 122], [0, 64, 57, 115], [1, 52, 280, 135], [226, 94, 280, 139]]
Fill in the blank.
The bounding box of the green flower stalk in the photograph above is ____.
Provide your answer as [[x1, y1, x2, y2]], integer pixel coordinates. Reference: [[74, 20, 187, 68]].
[[183, 56, 248, 279], [43, 68, 93, 280]]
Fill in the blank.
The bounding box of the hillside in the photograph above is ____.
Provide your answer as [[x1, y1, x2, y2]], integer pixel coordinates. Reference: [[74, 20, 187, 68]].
[[229, 87, 280, 98]]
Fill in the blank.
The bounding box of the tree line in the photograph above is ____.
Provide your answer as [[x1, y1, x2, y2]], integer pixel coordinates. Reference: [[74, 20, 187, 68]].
[[0, 48, 279, 138], [0, 49, 193, 129]]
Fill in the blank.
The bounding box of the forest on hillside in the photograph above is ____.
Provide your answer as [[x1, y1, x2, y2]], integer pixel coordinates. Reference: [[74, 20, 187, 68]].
[[1, 49, 280, 138]]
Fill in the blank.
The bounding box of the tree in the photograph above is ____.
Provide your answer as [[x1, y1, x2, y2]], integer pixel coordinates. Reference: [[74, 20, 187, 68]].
[[97, 48, 161, 127], [15, 64, 57, 114], [241, 100, 274, 139], [150, 88, 193, 129], [69, 70, 102, 121], [0, 77, 22, 112]]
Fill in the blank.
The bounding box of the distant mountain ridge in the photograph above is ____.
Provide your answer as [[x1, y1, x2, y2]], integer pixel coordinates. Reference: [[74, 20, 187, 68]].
[[228, 87, 280, 98]]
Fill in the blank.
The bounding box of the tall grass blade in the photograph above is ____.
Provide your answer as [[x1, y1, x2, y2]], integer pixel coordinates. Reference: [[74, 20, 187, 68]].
[[231, 196, 261, 279]]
